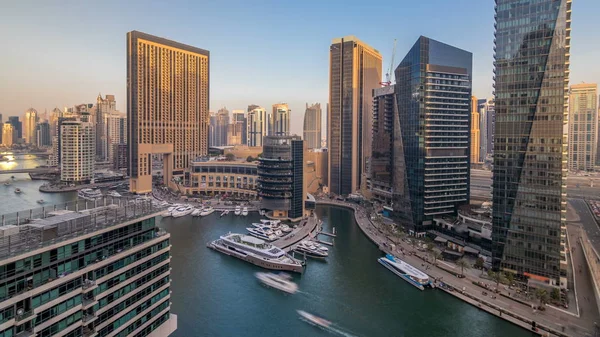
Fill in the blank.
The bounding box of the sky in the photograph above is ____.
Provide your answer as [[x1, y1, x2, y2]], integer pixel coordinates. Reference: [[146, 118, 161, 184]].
[[0, 0, 599, 136]]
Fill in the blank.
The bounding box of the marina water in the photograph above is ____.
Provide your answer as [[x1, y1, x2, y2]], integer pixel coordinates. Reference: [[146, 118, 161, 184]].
[[0, 154, 530, 337]]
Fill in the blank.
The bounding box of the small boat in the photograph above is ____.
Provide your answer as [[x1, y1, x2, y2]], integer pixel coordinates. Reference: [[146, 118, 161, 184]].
[[191, 208, 203, 217], [297, 310, 331, 329], [234, 206, 241, 216], [294, 241, 328, 259], [242, 207, 249, 216], [14, 188, 22, 194], [172, 205, 194, 218], [3, 181, 10, 186], [200, 206, 215, 216], [255, 272, 298, 294], [220, 210, 229, 217], [37, 199, 45, 204], [107, 191, 121, 197]]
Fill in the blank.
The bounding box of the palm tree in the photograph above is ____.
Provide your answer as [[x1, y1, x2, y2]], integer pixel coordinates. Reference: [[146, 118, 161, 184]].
[[432, 251, 442, 266], [534, 288, 549, 308], [455, 259, 469, 277], [488, 271, 506, 290]]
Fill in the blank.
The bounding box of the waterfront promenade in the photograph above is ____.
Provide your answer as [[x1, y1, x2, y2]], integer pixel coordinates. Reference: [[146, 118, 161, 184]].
[[316, 199, 597, 337]]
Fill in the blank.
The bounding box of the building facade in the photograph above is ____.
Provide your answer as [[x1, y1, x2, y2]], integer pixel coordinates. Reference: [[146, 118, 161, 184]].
[[271, 103, 290, 136], [23, 108, 39, 145], [227, 110, 246, 146], [303, 103, 322, 150], [392, 36, 472, 231], [2, 123, 14, 147], [492, 0, 571, 287], [182, 160, 257, 197], [470, 96, 480, 164], [127, 31, 210, 194], [328, 36, 382, 195], [113, 143, 128, 171], [95, 94, 118, 161], [247, 106, 267, 147], [568, 83, 597, 171], [213, 108, 229, 147], [107, 112, 127, 164], [35, 121, 51, 147], [258, 136, 305, 221], [0, 199, 176, 337], [60, 119, 95, 183], [7, 117, 22, 141]]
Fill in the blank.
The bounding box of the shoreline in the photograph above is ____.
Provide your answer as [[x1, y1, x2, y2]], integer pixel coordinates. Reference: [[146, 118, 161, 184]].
[[316, 200, 571, 337]]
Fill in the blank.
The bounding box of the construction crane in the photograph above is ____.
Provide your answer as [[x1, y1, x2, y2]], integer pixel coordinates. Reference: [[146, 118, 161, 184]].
[[380, 39, 397, 87]]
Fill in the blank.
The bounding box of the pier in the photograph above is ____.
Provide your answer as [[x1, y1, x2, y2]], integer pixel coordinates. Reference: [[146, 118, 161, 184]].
[[272, 214, 321, 252]]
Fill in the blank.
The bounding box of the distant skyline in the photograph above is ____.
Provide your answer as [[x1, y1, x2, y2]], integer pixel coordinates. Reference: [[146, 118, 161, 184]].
[[0, 0, 599, 136]]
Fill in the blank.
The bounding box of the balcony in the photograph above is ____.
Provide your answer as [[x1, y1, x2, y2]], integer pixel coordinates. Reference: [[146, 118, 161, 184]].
[[83, 326, 97, 337], [82, 313, 97, 324], [82, 279, 97, 292], [14, 309, 36, 324], [15, 329, 35, 337]]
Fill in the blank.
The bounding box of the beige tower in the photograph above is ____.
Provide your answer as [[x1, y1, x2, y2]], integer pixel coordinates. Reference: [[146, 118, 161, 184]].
[[568, 83, 598, 171], [127, 31, 209, 193], [23, 108, 39, 145], [328, 36, 382, 195], [2, 123, 14, 147], [470, 96, 480, 164]]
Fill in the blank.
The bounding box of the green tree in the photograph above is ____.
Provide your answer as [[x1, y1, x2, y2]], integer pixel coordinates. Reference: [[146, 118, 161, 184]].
[[225, 153, 235, 161], [432, 251, 442, 266], [488, 271, 506, 289], [535, 288, 549, 307], [504, 271, 515, 286], [246, 156, 255, 162], [455, 259, 469, 277], [474, 257, 485, 275], [550, 288, 560, 302]]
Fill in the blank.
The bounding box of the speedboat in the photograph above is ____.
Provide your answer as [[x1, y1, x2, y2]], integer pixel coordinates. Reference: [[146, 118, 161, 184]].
[[234, 206, 241, 216], [200, 206, 215, 216], [255, 272, 298, 294], [14, 188, 22, 194], [378, 254, 432, 290], [242, 207, 248, 216], [297, 310, 331, 329], [172, 205, 194, 218], [208, 233, 304, 273], [191, 208, 203, 217], [37, 199, 45, 204], [246, 227, 277, 241]]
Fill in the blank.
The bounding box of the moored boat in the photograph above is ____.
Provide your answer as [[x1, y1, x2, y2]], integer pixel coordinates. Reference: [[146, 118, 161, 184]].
[[172, 205, 194, 218], [220, 210, 229, 217], [378, 254, 432, 290], [234, 206, 241, 216], [200, 206, 215, 216], [242, 207, 248, 216], [246, 227, 277, 241], [294, 240, 328, 259], [191, 208, 203, 217]]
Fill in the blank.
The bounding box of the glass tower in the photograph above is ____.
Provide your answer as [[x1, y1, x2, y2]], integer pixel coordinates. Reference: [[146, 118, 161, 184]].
[[492, 0, 571, 287], [391, 36, 472, 231]]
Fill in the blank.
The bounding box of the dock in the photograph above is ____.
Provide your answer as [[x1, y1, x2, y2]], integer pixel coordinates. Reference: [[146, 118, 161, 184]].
[[272, 214, 320, 253], [315, 239, 333, 246]]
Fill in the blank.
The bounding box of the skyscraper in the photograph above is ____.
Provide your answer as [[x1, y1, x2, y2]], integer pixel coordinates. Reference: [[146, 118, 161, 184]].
[[7, 116, 22, 140], [49, 107, 62, 140], [303, 103, 322, 150], [470, 96, 480, 164], [127, 31, 209, 194], [95, 94, 119, 161], [271, 103, 290, 136], [228, 109, 246, 145], [247, 106, 267, 147], [214, 108, 229, 146], [108, 111, 127, 163], [1, 123, 14, 147], [328, 36, 382, 195], [492, 0, 571, 287], [391, 36, 472, 230], [35, 121, 51, 147], [60, 119, 95, 183], [23, 108, 39, 145], [209, 112, 217, 147], [568, 83, 597, 171]]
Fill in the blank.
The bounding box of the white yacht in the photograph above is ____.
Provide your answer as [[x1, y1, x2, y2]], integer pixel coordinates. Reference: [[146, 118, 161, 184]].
[[294, 241, 328, 259], [255, 272, 298, 294], [246, 227, 277, 242], [234, 206, 241, 216], [171, 205, 194, 218], [297, 310, 331, 329], [191, 208, 203, 217], [242, 207, 249, 216], [200, 206, 215, 216], [378, 254, 432, 290], [162, 205, 178, 217], [280, 224, 292, 233], [208, 233, 304, 273], [78, 188, 102, 200], [260, 219, 281, 226]]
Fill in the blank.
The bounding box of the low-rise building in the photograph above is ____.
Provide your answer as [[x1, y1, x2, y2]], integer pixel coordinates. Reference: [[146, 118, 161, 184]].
[[182, 159, 258, 198]]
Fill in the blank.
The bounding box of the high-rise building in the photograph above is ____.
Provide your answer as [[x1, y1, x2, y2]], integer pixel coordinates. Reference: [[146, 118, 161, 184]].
[[127, 31, 209, 194], [470, 96, 480, 164], [60, 119, 95, 183], [328, 36, 382, 195], [23, 108, 39, 145], [482, 99, 495, 161], [107, 111, 127, 164], [0, 199, 176, 337], [303, 103, 322, 150], [2, 123, 14, 147], [492, 0, 571, 287], [247, 106, 267, 147], [258, 135, 305, 221], [390, 36, 472, 230], [477, 99, 488, 162], [113, 143, 128, 170], [568, 83, 597, 171], [7, 116, 22, 140], [95, 94, 119, 162], [227, 110, 245, 145], [209, 113, 217, 147], [35, 121, 51, 147], [213, 108, 229, 147], [271, 103, 290, 136]]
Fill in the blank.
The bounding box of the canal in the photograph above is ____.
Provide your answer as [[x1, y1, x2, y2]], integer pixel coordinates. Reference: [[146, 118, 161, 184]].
[[0, 155, 530, 337]]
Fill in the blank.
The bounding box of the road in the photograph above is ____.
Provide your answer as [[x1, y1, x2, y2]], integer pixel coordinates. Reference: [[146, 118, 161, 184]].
[[569, 199, 600, 255]]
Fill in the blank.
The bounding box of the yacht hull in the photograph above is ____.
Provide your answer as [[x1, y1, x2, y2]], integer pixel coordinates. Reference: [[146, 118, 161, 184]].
[[209, 241, 304, 274]]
